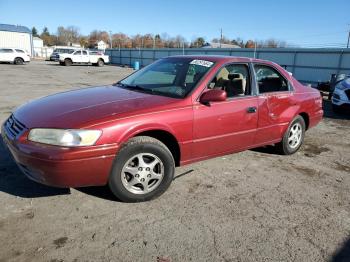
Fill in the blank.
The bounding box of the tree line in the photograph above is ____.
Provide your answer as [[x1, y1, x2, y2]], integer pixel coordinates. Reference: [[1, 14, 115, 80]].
[[32, 26, 287, 49]]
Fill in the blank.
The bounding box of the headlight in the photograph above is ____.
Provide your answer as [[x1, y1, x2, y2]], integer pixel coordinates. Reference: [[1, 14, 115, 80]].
[[28, 129, 102, 147]]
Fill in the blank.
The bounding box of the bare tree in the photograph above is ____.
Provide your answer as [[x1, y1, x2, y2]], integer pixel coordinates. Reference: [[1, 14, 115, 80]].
[[88, 30, 110, 47], [57, 26, 80, 45]]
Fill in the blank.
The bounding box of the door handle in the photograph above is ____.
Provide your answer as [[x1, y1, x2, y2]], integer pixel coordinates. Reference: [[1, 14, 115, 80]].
[[247, 107, 257, 113]]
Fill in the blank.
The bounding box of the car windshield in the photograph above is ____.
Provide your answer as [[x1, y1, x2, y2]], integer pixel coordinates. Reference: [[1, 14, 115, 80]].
[[116, 57, 215, 98]]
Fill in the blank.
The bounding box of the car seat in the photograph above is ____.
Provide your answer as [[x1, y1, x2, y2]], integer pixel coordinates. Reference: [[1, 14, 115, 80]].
[[225, 73, 245, 97]]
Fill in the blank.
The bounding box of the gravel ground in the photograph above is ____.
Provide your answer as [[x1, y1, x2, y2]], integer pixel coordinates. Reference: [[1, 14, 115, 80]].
[[0, 61, 349, 262]]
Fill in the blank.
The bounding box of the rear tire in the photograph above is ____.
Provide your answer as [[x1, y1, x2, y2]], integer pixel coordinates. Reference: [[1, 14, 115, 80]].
[[108, 136, 175, 202], [14, 57, 24, 65], [64, 59, 72, 66], [276, 116, 305, 155]]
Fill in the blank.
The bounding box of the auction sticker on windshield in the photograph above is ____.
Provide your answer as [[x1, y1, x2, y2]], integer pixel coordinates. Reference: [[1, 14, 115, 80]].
[[190, 59, 214, 67]]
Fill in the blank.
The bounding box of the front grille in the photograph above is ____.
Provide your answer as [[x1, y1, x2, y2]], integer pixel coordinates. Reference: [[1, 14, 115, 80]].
[[345, 89, 350, 100], [4, 114, 26, 139]]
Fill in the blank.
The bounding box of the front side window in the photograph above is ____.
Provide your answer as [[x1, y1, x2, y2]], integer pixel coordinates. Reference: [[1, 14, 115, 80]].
[[82, 51, 87, 55], [208, 64, 251, 98], [118, 58, 215, 98], [254, 64, 289, 93]]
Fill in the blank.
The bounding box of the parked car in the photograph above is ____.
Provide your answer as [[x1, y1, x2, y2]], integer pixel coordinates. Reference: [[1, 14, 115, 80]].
[[58, 49, 109, 66], [332, 77, 350, 113], [0, 48, 30, 65], [49, 47, 79, 61], [2, 56, 323, 202]]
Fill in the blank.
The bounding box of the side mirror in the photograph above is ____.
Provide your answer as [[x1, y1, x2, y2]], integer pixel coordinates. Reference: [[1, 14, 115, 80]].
[[200, 89, 227, 105]]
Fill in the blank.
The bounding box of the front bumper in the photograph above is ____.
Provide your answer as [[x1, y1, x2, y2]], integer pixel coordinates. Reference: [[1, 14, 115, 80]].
[[1, 124, 119, 188]]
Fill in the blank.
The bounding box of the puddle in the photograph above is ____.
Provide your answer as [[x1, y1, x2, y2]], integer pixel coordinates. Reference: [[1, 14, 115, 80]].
[[303, 144, 330, 157], [294, 166, 320, 177], [334, 162, 350, 172], [53, 237, 68, 249]]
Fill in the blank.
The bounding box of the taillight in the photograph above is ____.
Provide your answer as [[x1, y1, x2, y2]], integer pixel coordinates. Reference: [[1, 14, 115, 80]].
[[315, 96, 323, 108]]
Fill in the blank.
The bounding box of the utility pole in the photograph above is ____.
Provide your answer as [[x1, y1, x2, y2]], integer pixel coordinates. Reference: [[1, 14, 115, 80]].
[[220, 28, 223, 48], [109, 30, 112, 49], [254, 39, 257, 59], [347, 25, 350, 48]]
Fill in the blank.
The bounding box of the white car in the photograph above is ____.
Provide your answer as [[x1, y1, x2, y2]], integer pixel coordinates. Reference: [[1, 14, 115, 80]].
[[0, 48, 30, 65], [332, 77, 350, 113], [59, 49, 109, 66]]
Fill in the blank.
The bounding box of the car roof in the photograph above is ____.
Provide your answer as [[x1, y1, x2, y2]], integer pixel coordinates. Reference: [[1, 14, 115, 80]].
[[167, 55, 276, 65]]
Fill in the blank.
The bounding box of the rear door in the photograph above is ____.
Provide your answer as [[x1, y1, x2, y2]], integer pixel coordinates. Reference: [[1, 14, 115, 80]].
[[253, 64, 295, 145], [0, 48, 14, 62], [192, 63, 258, 159]]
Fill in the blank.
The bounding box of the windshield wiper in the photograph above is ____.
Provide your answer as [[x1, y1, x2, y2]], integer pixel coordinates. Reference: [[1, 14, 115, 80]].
[[116, 83, 157, 94]]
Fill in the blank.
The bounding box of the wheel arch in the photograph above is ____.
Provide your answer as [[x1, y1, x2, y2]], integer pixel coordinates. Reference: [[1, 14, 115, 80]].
[[14, 57, 24, 63], [120, 126, 181, 167], [298, 112, 310, 130]]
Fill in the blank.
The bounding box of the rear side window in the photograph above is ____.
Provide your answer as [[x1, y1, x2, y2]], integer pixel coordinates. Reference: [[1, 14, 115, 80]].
[[82, 51, 87, 55], [1, 49, 14, 53], [254, 64, 289, 93], [74, 51, 81, 55], [15, 49, 25, 53]]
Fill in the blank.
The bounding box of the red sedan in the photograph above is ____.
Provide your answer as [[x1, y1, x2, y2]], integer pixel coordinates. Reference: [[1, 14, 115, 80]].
[[2, 56, 323, 202]]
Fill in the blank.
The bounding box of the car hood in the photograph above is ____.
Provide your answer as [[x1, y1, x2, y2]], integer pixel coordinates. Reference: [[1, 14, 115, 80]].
[[13, 85, 180, 129]]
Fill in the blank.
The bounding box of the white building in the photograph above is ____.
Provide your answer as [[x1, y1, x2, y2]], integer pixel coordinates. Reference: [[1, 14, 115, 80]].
[[97, 40, 107, 50], [0, 23, 33, 56], [33, 36, 43, 57], [202, 42, 241, 49]]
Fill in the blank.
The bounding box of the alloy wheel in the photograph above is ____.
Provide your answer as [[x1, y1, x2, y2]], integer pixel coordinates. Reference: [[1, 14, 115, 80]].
[[121, 153, 164, 195]]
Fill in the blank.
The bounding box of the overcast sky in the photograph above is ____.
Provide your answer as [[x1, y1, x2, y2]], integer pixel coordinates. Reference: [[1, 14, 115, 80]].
[[0, 0, 349, 47]]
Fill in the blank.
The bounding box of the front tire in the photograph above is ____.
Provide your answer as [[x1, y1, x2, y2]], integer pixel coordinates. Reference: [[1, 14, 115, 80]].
[[97, 59, 104, 67], [276, 116, 305, 155], [109, 136, 175, 202], [14, 57, 24, 65]]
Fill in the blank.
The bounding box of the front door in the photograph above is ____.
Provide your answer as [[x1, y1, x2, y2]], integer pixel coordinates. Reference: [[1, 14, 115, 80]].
[[73, 50, 82, 63], [81, 51, 89, 63], [192, 63, 258, 160]]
